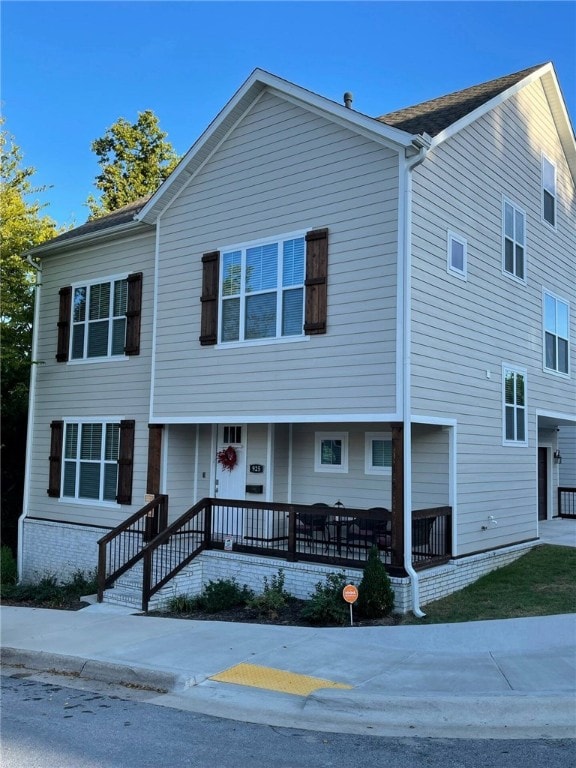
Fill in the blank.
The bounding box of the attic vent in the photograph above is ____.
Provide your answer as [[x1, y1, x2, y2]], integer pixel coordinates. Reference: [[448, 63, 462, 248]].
[[343, 92, 353, 109]]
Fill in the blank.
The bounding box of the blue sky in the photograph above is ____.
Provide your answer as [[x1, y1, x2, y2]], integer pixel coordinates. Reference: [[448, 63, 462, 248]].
[[3, 1, 575, 227]]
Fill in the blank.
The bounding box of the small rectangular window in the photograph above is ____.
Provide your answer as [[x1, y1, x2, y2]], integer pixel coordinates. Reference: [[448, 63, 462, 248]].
[[543, 291, 569, 375], [315, 432, 348, 473], [71, 277, 128, 360], [502, 199, 526, 281], [365, 433, 392, 474], [447, 231, 467, 279], [502, 366, 527, 445], [542, 155, 556, 227]]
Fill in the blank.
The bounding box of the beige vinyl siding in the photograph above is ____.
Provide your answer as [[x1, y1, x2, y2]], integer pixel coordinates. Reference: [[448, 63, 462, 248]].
[[559, 426, 576, 486], [152, 91, 399, 419], [410, 78, 575, 554], [26, 230, 155, 528]]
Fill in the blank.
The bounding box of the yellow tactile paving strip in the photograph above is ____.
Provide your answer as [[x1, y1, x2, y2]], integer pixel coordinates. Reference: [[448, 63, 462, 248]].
[[209, 663, 353, 697]]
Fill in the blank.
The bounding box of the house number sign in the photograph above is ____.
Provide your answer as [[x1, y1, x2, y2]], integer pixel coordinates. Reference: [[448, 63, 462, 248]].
[[250, 464, 264, 473]]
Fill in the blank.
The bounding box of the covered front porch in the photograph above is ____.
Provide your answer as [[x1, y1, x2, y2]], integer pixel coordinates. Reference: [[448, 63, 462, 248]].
[[99, 419, 454, 610]]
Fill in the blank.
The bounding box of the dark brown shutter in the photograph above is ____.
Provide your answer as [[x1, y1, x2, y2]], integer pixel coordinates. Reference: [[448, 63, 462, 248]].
[[124, 272, 143, 355], [199, 251, 220, 346], [304, 228, 328, 334], [47, 420, 64, 496], [56, 287, 72, 361], [146, 424, 164, 496], [116, 419, 135, 504]]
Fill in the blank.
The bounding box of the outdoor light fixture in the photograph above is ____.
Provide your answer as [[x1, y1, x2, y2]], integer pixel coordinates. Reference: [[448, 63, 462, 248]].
[[554, 450, 562, 464]]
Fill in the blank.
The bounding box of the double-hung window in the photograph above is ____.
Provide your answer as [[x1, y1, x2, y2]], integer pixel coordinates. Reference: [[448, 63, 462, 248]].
[[544, 291, 569, 375], [71, 277, 128, 359], [542, 155, 556, 227], [365, 433, 392, 474], [503, 366, 527, 445], [220, 234, 305, 343], [502, 199, 526, 281], [63, 421, 120, 502]]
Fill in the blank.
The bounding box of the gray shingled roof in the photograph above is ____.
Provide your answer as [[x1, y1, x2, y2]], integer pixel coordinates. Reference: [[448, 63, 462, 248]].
[[377, 64, 545, 137], [42, 196, 151, 248]]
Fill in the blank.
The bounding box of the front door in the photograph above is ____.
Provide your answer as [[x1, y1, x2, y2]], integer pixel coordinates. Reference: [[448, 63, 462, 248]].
[[214, 425, 246, 536], [538, 447, 548, 521]]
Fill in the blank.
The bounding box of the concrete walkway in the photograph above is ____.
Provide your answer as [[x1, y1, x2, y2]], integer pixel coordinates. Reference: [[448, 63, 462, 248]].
[[2, 522, 575, 739], [2, 606, 575, 740]]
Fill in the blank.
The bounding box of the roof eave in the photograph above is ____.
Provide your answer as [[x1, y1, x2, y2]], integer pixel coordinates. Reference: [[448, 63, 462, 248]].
[[429, 63, 576, 181], [25, 219, 149, 258], [137, 69, 418, 225]]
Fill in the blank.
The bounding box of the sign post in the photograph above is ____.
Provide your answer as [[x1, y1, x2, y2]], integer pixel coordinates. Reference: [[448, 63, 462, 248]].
[[342, 584, 359, 627]]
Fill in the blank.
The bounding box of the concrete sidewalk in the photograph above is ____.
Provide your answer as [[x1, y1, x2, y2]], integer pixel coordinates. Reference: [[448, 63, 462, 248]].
[[1, 605, 575, 739]]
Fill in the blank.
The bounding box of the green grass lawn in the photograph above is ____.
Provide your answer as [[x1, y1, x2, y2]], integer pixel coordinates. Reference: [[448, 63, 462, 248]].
[[402, 544, 576, 624]]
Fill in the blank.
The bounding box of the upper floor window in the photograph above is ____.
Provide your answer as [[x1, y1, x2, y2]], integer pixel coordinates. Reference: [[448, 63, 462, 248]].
[[365, 433, 392, 474], [447, 230, 467, 279], [502, 199, 526, 281], [56, 272, 142, 363], [544, 291, 569, 375], [542, 155, 556, 227], [199, 229, 328, 347], [220, 234, 305, 343], [315, 432, 348, 473], [72, 278, 127, 359], [47, 419, 135, 504], [502, 366, 527, 445]]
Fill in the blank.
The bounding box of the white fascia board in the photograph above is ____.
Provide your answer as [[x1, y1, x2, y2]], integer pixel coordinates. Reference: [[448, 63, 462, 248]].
[[536, 409, 576, 427], [137, 68, 416, 224], [148, 412, 401, 425], [25, 220, 149, 258]]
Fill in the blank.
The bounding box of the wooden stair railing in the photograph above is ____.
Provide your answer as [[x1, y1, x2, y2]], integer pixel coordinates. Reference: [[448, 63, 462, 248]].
[[140, 498, 213, 612], [97, 494, 168, 602]]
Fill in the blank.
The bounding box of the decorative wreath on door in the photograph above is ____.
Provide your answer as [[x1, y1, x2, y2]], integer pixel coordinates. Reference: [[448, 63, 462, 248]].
[[217, 445, 238, 472]]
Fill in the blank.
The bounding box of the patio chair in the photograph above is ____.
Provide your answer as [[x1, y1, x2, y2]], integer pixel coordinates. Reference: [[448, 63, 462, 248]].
[[296, 504, 330, 550], [346, 509, 391, 553]]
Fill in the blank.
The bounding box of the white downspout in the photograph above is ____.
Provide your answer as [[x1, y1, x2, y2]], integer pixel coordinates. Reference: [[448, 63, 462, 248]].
[[401, 137, 431, 618], [17, 255, 42, 581]]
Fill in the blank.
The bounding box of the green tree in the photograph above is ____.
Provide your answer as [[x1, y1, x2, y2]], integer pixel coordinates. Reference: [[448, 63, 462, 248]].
[[0, 120, 58, 551], [86, 110, 181, 218]]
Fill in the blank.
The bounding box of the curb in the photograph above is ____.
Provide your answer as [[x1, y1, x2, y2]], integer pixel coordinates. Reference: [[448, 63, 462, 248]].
[[1, 648, 179, 693]]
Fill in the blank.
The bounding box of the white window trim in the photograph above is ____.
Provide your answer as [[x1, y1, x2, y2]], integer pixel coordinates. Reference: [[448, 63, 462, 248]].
[[70, 272, 129, 362], [542, 288, 570, 377], [364, 432, 392, 475], [61, 417, 123, 505], [541, 153, 557, 230], [502, 365, 528, 447], [501, 197, 527, 284], [447, 230, 467, 280], [217, 229, 307, 346], [314, 432, 348, 473]]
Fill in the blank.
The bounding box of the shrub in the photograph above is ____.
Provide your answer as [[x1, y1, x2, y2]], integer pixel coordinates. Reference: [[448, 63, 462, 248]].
[[0, 569, 97, 606], [167, 594, 198, 613], [248, 568, 292, 618], [197, 578, 254, 613], [0, 546, 17, 592], [357, 547, 394, 619], [301, 571, 349, 626]]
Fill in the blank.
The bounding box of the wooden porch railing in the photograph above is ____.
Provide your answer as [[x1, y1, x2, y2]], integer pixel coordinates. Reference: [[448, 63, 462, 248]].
[[97, 494, 168, 601], [135, 498, 452, 611], [558, 487, 576, 518]]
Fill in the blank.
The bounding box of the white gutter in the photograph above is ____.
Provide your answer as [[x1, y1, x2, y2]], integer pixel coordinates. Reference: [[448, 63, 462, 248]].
[[400, 136, 431, 618], [17, 255, 42, 581]]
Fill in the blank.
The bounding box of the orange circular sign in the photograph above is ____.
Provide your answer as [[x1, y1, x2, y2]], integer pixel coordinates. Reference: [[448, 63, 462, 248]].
[[342, 584, 358, 604]]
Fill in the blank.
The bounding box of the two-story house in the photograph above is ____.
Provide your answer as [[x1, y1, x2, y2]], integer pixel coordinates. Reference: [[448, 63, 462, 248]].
[[20, 62, 575, 614]]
